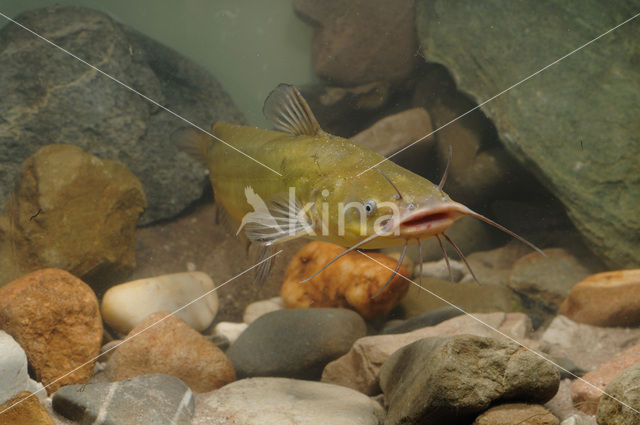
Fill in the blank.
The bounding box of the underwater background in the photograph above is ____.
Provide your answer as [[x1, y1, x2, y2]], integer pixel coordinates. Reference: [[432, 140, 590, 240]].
[[0, 1, 639, 424]]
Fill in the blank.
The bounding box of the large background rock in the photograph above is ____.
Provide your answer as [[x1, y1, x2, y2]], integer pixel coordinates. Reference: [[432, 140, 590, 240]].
[[416, 0, 640, 268], [0, 6, 245, 224]]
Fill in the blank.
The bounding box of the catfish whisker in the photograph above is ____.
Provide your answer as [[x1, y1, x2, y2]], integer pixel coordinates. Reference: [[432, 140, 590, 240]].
[[457, 205, 545, 257], [371, 238, 408, 299], [417, 238, 423, 286], [298, 231, 382, 284], [435, 234, 454, 282], [437, 144, 453, 191], [376, 168, 403, 200], [442, 232, 479, 284]]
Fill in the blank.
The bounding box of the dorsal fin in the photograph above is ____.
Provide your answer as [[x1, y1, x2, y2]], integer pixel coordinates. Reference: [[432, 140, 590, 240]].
[[263, 84, 322, 136]]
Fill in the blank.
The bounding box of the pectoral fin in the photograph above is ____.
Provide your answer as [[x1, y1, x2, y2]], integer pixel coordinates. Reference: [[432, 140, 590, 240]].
[[263, 84, 323, 136], [239, 189, 314, 246]]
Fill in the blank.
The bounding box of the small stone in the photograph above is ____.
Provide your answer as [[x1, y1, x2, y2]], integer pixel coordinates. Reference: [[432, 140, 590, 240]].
[[212, 322, 247, 345], [0, 144, 146, 289], [193, 377, 384, 425], [0, 269, 102, 393], [508, 248, 592, 318], [322, 312, 535, 395], [560, 415, 596, 425], [101, 272, 219, 334], [0, 331, 45, 405], [541, 315, 640, 371], [381, 306, 463, 334], [596, 363, 640, 425], [294, 0, 417, 85], [105, 312, 235, 392], [414, 258, 467, 281], [571, 341, 640, 414], [559, 269, 640, 327], [52, 374, 194, 425], [0, 391, 56, 425], [243, 297, 284, 324], [473, 403, 559, 425], [281, 241, 409, 320], [545, 379, 597, 424], [227, 308, 366, 380], [401, 276, 522, 319], [379, 335, 560, 425], [351, 108, 433, 157]]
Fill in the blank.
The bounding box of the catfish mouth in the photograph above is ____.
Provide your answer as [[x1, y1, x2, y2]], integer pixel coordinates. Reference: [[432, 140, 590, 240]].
[[398, 204, 464, 237]]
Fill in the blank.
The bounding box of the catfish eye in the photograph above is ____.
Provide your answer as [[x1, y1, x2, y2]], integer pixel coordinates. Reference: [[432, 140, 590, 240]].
[[364, 200, 377, 215]]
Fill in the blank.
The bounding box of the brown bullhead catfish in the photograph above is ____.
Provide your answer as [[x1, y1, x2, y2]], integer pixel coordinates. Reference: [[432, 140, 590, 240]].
[[175, 84, 543, 294]]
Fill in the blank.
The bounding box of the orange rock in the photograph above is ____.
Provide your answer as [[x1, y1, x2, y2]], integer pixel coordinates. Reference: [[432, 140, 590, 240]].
[[0, 269, 102, 393], [281, 241, 409, 320], [105, 311, 235, 392], [558, 269, 640, 326], [0, 391, 56, 425], [571, 341, 640, 414]]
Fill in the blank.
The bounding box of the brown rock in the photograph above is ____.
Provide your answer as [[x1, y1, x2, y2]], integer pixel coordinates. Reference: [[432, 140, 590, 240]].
[[294, 0, 418, 85], [0, 269, 102, 393], [322, 312, 535, 395], [571, 342, 640, 414], [508, 248, 591, 319], [473, 403, 559, 425], [0, 144, 146, 290], [351, 108, 433, 157], [0, 391, 56, 425], [559, 269, 640, 326], [105, 311, 235, 392], [281, 241, 409, 320]]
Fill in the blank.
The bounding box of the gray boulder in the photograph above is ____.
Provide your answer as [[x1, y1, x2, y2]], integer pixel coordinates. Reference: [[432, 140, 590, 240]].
[[0, 6, 245, 224], [379, 334, 560, 425], [416, 0, 640, 268]]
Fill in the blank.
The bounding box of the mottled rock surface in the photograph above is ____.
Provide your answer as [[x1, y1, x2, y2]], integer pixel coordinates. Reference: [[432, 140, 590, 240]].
[[281, 242, 409, 320], [0, 391, 56, 425], [228, 308, 366, 380], [52, 374, 194, 425], [105, 312, 235, 392], [559, 269, 640, 326], [0, 269, 102, 393], [101, 271, 218, 334], [473, 403, 559, 425], [322, 312, 535, 395], [0, 145, 145, 288], [0, 6, 245, 224], [416, 0, 640, 268], [596, 363, 640, 425], [379, 335, 560, 425], [193, 377, 384, 425], [294, 0, 417, 85]]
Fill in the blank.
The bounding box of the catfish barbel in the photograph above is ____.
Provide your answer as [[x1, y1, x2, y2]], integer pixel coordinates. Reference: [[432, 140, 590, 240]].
[[175, 84, 543, 296]]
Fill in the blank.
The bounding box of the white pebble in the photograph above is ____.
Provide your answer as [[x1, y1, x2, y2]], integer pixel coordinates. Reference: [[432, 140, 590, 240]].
[[0, 331, 46, 404], [243, 297, 285, 324], [213, 322, 248, 344], [101, 271, 218, 334]]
